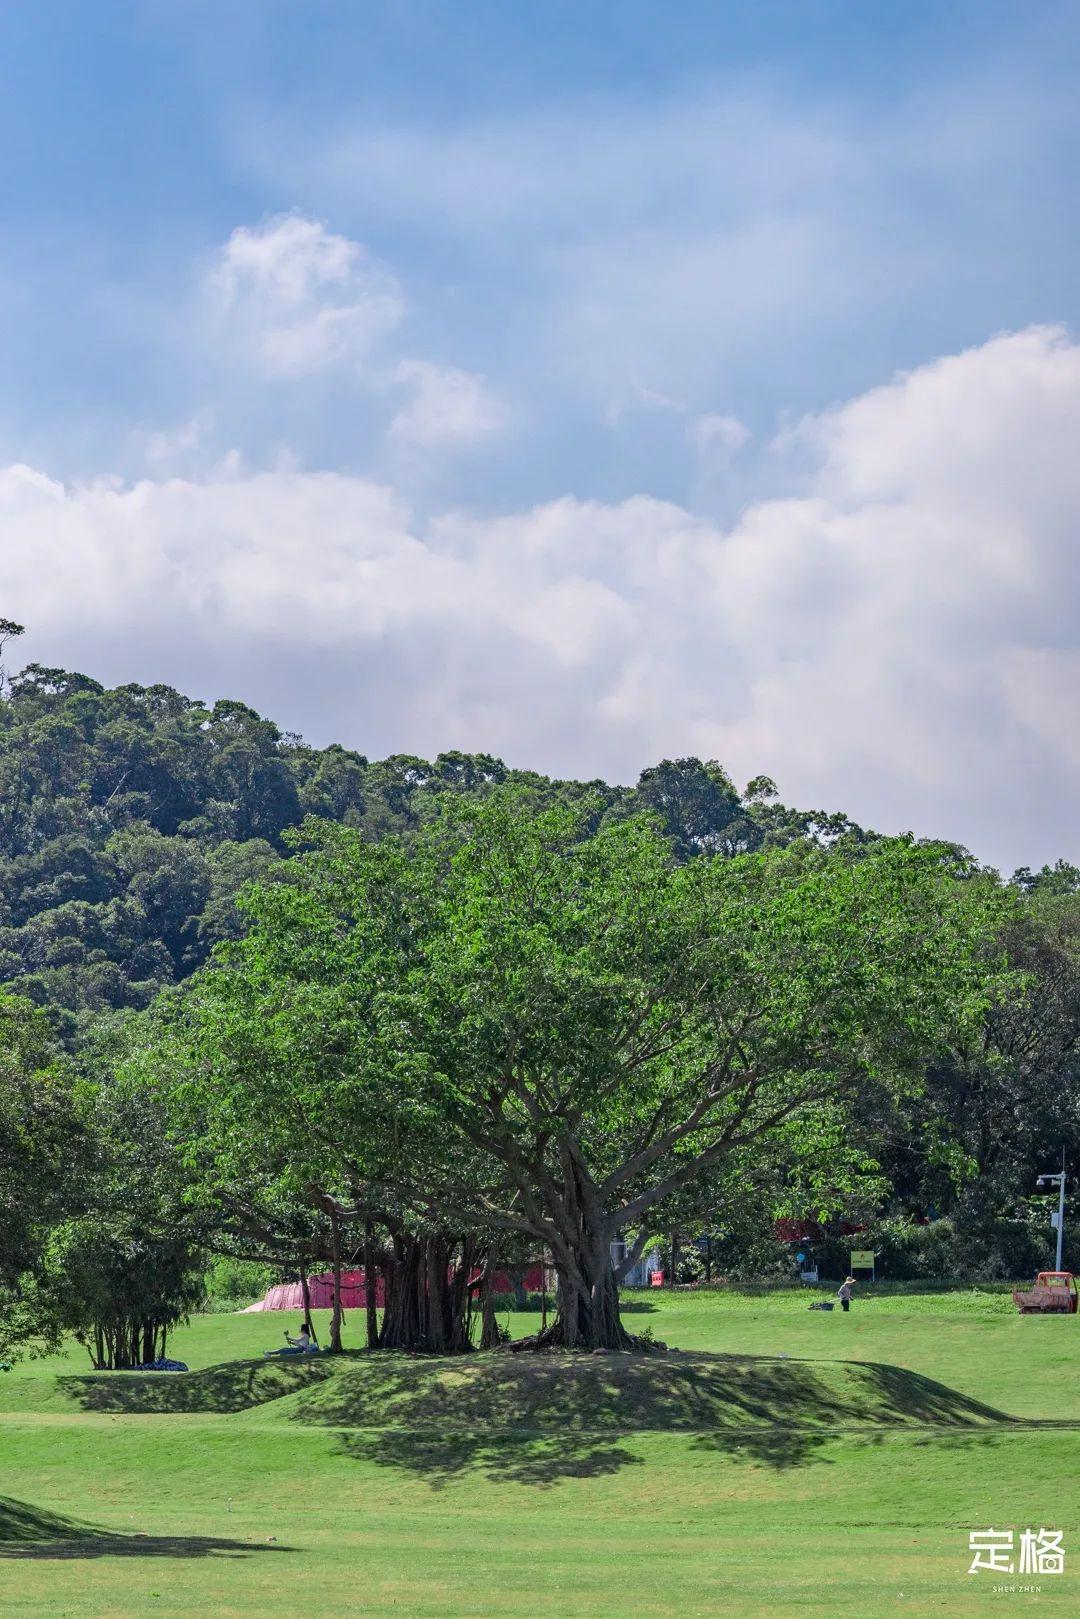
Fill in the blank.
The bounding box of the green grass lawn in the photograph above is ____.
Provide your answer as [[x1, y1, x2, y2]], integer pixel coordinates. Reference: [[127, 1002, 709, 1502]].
[[1, 1287, 1078, 1617]]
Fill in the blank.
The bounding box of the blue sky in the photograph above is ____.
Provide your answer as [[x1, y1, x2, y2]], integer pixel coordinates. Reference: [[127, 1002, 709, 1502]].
[[1, 2, 1079, 868], [4, 0, 1078, 502]]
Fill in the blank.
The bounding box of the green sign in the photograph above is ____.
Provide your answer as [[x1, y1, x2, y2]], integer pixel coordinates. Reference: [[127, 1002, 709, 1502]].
[[850, 1250, 875, 1267]]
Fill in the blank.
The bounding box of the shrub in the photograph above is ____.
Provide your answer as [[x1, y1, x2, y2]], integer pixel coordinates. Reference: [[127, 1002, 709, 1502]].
[[202, 1255, 276, 1313], [813, 1215, 1058, 1282], [492, 1290, 557, 1312]]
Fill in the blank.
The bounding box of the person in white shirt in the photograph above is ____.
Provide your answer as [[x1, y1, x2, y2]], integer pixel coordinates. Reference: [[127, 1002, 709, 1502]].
[[263, 1321, 318, 1357], [837, 1277, 855, 1313]]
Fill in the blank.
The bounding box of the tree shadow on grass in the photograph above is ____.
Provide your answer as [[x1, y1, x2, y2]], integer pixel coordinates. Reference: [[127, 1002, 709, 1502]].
[[294, 1350, 1015, 1486], [334, 1426, 643, 1490], [0, 1497, 294, 1561], [57, 1355, 338, 1415]]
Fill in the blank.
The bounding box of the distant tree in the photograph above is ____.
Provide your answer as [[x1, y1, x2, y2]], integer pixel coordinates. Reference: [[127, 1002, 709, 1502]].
[[1012, 860, 1080, 897], [0, 618, 24, 694], [633, 757, 759, 858], [295, 743, 369, 824], [880, 886, 1080, 1228], [187, 839, 281, 961], [0, 993, 86, 1359], [36, 1017, 208, 1369]]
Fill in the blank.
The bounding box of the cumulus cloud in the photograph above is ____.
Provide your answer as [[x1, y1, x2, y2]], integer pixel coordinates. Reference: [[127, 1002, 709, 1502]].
[[192, 214, 505, 467], [2, 327, 1078, 871], [206, 212, 404, 375]]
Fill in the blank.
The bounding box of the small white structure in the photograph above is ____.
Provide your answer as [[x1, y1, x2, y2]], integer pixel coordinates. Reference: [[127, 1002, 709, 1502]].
[[616, 1244, 663, 1288]]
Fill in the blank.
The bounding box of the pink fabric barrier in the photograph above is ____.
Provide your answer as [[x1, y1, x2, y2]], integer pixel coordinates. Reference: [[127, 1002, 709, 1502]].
[[245, 1270, 384, 1313], [244, 1263, 547, 1312]]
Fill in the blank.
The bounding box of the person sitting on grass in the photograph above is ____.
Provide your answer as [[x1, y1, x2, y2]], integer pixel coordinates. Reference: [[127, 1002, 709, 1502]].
[[837, 1277, 855, 1313], [263, 1320, 319, 1357]]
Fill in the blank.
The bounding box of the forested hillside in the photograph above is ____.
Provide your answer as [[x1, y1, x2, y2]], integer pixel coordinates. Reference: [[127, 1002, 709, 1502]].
[[0, 654, 864, 1031]]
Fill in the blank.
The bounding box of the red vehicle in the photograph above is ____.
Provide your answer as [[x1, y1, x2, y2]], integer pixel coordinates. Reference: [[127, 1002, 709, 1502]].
[[1012, 1272, 1079, 1314]]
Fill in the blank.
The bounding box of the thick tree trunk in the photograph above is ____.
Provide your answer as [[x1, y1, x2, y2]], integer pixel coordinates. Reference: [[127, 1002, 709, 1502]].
[[298, 1260, 314, 1341], [560, 1261, 631, 1349], [478, 1245, 501, 1349], [538, 1239, 632, 1350], [444, 1236, 477, 1352], [329, 1208, 344, 1353], [378, 1232, 421, 1349], [557, 1152, 630, 1348], [480, 1284, 498, 1349], [363, 1222, 380, 1350], [508, 1147, 636, 1351], [427, 1239, 448, 1351], [378, 1232, 476, 1353]]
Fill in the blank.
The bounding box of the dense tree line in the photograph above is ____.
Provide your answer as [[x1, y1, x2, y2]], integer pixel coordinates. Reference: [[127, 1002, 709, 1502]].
[[0, 640, 862, 1032]]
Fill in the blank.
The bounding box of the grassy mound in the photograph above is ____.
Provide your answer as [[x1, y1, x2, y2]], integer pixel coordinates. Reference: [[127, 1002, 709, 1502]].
[[262, 1348, 1008, 1434], [8, 1344, 1010, 1436], [4, 1345, 1016, 1487]]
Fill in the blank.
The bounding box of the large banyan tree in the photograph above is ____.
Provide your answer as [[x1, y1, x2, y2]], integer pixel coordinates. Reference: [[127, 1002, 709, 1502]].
[[157, 789, 1006, 1352]]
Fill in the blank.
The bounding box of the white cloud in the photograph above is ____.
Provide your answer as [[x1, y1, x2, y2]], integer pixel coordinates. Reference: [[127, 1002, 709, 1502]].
[[388, 360, 505, 450], [206, 212, 404, 375], [193, 216, 506, 464], [239, 96, 882, 409], [2, 327, 1078, 871], [245, 76, 1077, 410]]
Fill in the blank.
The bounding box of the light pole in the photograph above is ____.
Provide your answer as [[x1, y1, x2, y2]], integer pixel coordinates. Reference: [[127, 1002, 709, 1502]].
[[1036, 1154, 1067, 1272]]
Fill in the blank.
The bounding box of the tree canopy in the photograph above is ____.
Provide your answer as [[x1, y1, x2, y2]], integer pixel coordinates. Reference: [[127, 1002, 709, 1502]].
[[158, 791, 1013, 1347]]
